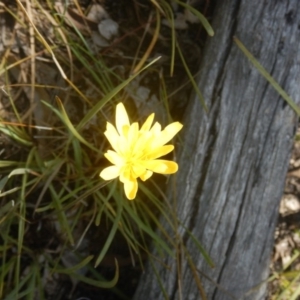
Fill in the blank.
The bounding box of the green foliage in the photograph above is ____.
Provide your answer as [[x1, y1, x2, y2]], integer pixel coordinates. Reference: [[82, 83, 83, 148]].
[[268, 249, 300, 300], [0, 1, 215, 298]]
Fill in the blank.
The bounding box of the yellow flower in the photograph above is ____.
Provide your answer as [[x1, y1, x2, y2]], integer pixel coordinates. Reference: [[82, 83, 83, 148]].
[[100, 103, 183, 200]]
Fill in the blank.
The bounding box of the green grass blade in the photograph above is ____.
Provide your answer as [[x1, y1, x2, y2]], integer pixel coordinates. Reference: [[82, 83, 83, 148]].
[[64, 266, 119, 288], [94, 196, 123, 267], [176, 41, 208, 112], [290, 279, 300, 300], [180, 222, 214, 268], [41, 97, 100, 152], [54, 255, 94, 274], [0, 161, 23, 168], [234, 37, 300, 116], [122, 198, 174, 257], [15, 147, 36, 298], [0, 176, 9, 192], [174, 0, 214, 36], [77, 56, 161, 131], [49, 184, 74, 245]]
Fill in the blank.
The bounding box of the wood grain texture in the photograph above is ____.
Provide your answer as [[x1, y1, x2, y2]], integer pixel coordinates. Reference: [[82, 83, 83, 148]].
[[134, 0, 300, 299]]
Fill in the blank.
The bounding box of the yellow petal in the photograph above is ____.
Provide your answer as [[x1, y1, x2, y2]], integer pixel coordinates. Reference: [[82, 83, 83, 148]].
[[147, 145, 174, 159], [104, 122, 120, 152], [132, 132, 151, 155], [100, 166, 120, 180], [117, 135, 129, 156], [141, 160, 178, 174], [121, 124, 130, 137], [119, 165, 132, 183], [140, 170, 153, 181], [127, 122, 139, 147], [104, 150, 124, 165], [116, 103, 130, 136], [141, 113, 155, 132], [153, 122, 183, 148], [132, 164, 146, 177], [150, 122, 162, 135], [124, 178, 138, 200]]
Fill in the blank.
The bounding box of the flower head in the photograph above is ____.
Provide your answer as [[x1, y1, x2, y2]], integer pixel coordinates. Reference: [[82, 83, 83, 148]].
[[100, 103, 183, 200]]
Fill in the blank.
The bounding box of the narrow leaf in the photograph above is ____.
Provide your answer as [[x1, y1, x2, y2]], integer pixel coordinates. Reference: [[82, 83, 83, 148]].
[[234, 37, 300, 116]]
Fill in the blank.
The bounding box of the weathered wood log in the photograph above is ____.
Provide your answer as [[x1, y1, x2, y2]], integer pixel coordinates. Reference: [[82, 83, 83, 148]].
[[134, 0, 300, 299]]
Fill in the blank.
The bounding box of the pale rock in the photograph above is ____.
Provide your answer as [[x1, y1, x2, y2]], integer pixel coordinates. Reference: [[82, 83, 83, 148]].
[[98, 19, 119, 40]]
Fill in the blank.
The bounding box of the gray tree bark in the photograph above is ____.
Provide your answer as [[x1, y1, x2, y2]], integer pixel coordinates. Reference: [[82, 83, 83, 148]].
[[134, 0, 300, 299]]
